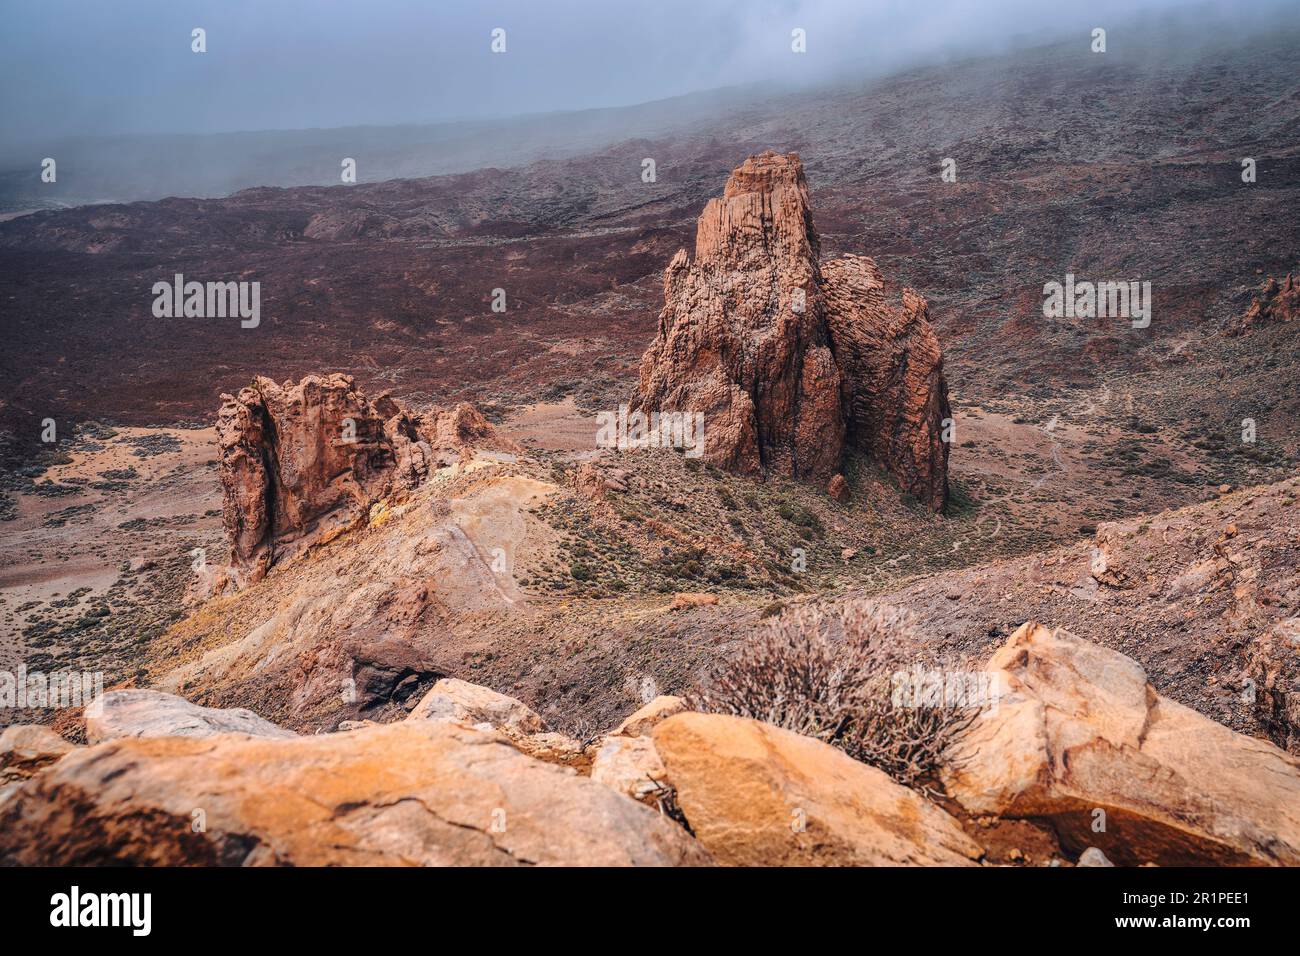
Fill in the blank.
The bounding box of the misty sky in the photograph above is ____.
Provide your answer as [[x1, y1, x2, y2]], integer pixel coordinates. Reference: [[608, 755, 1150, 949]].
[[0, 0, 1274, 144]]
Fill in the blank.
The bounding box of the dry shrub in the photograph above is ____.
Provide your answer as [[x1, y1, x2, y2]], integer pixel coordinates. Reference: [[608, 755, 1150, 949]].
[[688, 599, 979, 795]]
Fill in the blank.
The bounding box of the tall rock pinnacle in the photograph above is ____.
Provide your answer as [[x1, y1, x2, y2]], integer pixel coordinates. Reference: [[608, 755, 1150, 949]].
[[634, 151, 950, 511], [636, 151, 843, 479]]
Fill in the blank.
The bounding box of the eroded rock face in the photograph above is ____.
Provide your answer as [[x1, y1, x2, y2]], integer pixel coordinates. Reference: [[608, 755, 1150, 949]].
[[651, 712, 982, 866], [1245, 619, 1300, 755], [635, 152, 841, 480], [1226, 272, 1299, 336], [0, 721, 711, 866], [942, 622, 1300, 866], [633, 151, 950, 510], [822, 257, 950, 511], [217, 373, 507, 582]]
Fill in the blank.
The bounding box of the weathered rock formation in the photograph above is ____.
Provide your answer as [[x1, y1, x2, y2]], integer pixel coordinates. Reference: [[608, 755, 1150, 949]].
[[217, 373, 509, 582], [1225, 272, 1299, 336], [0, 721, 710, 866], [822, 256, 951, 511], [635, 152, 843, 481], [942, 622, 1300, 866], [634, 151, 950, 510]]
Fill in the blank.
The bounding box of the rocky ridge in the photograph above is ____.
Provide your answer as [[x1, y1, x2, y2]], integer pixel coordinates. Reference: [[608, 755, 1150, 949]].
[[217, 372, 512, 586]]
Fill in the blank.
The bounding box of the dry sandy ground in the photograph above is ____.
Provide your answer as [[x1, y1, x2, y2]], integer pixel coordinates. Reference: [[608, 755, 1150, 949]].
[[0, 427, 221, 683], [503, 396, 604, 456]]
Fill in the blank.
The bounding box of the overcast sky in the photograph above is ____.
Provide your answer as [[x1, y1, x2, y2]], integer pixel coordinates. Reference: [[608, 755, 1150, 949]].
[[0, 0, 1284, 143]]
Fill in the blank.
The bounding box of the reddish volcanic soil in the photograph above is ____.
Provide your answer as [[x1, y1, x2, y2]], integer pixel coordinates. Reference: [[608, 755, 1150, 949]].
[[2, 27, 1298, 459]]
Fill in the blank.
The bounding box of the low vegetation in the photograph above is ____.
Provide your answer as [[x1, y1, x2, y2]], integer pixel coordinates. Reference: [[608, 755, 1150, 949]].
[[688, 599, 979, 794]]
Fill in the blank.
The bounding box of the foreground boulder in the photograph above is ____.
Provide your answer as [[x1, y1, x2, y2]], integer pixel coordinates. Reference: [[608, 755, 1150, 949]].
[[942, 622, 1300, 866], [0, 722, 710, 866], [0, 725, 76, 783], [407, 678, 546, 735], [406, 678, 583, 767], [217, 373, 509, 582], [633, 151, 949, 510], [86, 689, 297, 743], [651, 712, 982, 866]]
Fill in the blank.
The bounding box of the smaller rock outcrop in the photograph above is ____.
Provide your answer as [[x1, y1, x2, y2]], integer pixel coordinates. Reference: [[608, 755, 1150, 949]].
[[669, 592, 719, 611], [571, 462, 631, 500], [217, 373, 510, 583], [406, 678, 583, 767], [407, 678, 546, 736], [822, 257, 951, 511], [86, 689, 297, 743], [610, 695, 688, 738], [1225, 272, 1299, 336]]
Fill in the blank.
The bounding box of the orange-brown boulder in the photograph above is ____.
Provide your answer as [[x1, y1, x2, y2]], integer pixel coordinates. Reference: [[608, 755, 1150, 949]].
[[0, 721, 711, 866], [942, 622, 1300, 866], [651, 713, 982, 866]]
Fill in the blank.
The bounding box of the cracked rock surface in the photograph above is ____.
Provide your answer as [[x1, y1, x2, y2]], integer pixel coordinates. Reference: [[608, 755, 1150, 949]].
[[0, 720, 711, 866]]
